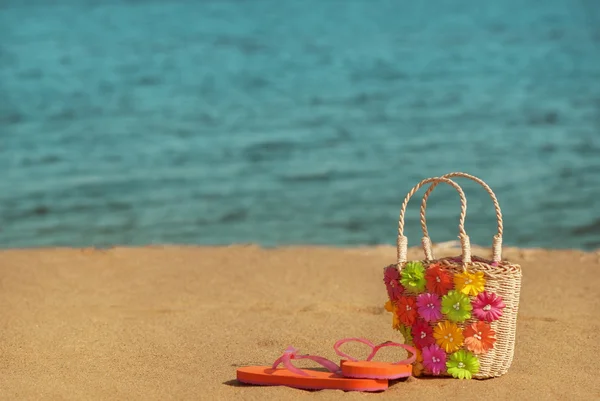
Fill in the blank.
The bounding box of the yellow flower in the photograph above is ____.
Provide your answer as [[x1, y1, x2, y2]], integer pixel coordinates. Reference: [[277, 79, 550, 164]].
[[433, 321, 464, 353], [454, 271, 486, 296], [385, 300, 402, 330]]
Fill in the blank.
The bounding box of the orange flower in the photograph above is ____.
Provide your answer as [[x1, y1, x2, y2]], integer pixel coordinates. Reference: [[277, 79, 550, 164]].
[[385, 300, 402, 330], [464, 321, 496, 354], [396, 296, 418, 326], [425, 264, 453, 295], [433, 321, 464, 353], [412, 349, 424, 377]]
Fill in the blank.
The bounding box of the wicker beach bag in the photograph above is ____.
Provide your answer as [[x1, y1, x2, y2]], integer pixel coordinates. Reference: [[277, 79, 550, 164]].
[[383, 173, 522, 379]]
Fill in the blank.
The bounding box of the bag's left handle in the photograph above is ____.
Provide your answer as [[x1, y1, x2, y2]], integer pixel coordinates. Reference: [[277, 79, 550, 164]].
[[397, 177, 470, 266]]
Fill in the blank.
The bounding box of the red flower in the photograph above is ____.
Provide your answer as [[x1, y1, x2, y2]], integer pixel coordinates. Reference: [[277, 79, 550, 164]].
[[412, 320, 435, 349], [396, 296, 418, 326], [383, 265, 403, 301], [425, 264, 453, 295]]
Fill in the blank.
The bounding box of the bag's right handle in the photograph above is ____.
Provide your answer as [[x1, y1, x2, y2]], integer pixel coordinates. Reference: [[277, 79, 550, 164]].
[[420, 172, 503, 263]]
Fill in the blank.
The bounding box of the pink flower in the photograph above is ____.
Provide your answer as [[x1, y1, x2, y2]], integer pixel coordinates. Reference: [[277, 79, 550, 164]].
[[416, 293, 442, 322], [422, 344, 447, 375], [472, 292, 506, 322], [384, 265, 403, 301], [411, 320, 435, 349]]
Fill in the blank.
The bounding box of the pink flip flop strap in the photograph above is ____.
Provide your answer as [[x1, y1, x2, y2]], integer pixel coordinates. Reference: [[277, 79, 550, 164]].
[[333, 338, 376, 362], [334, 338, 417, 365], [368, 341, 417, 365], [271, 346, 341, 377]]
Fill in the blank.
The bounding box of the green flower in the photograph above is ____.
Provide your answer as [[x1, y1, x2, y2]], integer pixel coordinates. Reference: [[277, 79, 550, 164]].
[[441, 290, 472, 322], [400, 262, 426, 293], [396, 324, 413, 345], [447, 350, 480, 379]]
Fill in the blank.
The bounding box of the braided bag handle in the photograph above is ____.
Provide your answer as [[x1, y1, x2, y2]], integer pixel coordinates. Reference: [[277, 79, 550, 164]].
[[397, 177, 471, 266], [419, 172, 503, 262]]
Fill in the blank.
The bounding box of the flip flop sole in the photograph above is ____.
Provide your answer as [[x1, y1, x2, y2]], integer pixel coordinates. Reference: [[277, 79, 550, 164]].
[[237, 367, 388, 392], [341, 360, 413, 380]]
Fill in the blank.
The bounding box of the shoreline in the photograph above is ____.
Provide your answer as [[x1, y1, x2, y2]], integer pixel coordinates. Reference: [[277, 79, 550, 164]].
[[2, 242, 599, 252]]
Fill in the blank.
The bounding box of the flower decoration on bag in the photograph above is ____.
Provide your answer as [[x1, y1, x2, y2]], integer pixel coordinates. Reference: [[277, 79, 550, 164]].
[[472, 291, 506, 322], [411, 320, 435, 349], [384, 300, 394, 313], [433, 321, 464, 353], [464, 321, 496, 354], [384, 261, 507, 379], [446, 350, 480, 380], [385, 300, 402, 330], [454, 271, 486, 296], [421, 344, 446, 375], [416, 293, 442, 322], [384, 265, 403, 301], [400, 262, 426, 293], [425, 264, 453, 295], [412, 349, 424, 377], [441, 290, 472, 322], [396, 296, 418, 326]]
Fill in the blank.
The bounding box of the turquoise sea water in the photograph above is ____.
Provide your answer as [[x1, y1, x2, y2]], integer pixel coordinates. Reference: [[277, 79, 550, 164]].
[[1, 0, 599, 250]]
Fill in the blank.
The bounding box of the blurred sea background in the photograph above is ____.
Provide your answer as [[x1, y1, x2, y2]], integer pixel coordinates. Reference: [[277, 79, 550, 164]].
[[1, 0, 599, 250]]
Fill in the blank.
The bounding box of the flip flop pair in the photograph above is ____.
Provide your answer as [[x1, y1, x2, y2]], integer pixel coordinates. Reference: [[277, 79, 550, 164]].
[[236, 338, 416, 392]]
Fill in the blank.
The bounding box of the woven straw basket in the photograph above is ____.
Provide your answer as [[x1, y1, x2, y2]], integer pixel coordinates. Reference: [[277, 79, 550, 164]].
[[383, 173, 522, 379]]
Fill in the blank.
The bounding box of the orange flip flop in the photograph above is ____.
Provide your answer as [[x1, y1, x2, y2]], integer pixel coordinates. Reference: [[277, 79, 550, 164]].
[[335, 338, 417, 380], [236, 346, 388, 392]]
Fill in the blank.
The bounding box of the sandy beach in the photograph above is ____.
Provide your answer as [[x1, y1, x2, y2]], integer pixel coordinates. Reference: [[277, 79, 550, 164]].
[[1, 244, 599, 400]]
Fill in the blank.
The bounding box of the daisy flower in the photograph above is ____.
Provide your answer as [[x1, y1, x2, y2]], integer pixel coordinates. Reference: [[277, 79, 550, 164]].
[[411, 320, 435, 349], [425, 263, 453, 295], [412, 349, 424, 377], [383, 265, 403, 301], [385, 300, 401, 330], [416, 293, 442, 322], [433, 321, 464, 353], [397, 296, 418, 326], [400, 262, 426, 293], [446, 350, 480, 380], [441, 290, 472, 322], [421, 344, 447, 375], [472, 291, 506, 322], [464, 321, 496, 354], [454, 271, 486, 296]]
